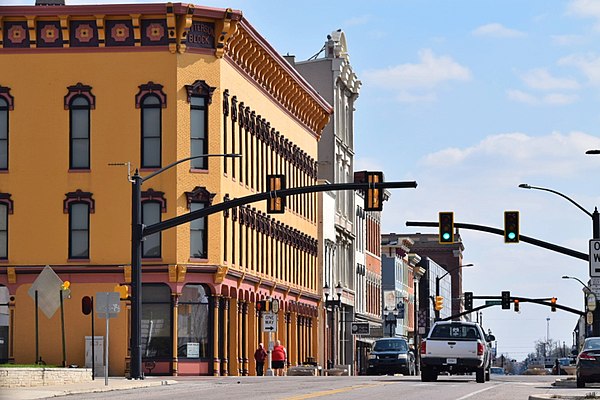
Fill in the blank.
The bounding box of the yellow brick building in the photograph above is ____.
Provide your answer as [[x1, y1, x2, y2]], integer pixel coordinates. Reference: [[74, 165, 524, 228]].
[[0, 2, 331, 376]]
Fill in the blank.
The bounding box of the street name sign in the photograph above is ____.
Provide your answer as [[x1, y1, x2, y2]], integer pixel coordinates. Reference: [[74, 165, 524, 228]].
[[590, 239, 600, 277], [485, 300, 502, 306], [262, 312, 277, 332]]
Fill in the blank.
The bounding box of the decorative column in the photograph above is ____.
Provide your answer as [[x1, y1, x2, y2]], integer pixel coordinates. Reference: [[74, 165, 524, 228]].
[[237, 300, 243, 375], [242, 301, 249, 376], [221, 297, 229, 376], [212, 294, 221, 376], [247, 301, 256, 375], [228, 297, 239, 376], [286, 311, 293, 367], [171, 293, 180, 376]]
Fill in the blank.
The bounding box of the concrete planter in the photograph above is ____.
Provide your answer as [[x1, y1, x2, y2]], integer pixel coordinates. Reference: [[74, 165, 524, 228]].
[[0, 367, 92, 388]]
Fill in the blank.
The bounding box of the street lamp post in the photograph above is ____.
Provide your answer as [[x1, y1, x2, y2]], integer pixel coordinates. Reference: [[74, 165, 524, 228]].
[[435, 263, 474, 320], [128, 153, 239, 380], [562, 275, 593, 338], [519, 183, 600, 336], [323, 282, 343, 369]]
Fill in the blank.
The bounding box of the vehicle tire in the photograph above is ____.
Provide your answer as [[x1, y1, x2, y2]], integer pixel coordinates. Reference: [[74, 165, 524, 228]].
[[421, 368, 432, 382], [577, 376, 585, 388], [475, 367, 485, 383], [485, 368, 490, 381]]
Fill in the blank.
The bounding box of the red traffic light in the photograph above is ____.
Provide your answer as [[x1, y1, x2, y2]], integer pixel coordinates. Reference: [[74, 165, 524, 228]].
[[82, 296, 93, 315]]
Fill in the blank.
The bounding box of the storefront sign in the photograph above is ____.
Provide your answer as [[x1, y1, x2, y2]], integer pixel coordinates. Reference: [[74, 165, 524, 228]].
[[187, 342, 200, 358]]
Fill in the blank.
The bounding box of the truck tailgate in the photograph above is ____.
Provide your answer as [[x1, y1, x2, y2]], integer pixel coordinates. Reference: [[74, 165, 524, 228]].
[[423, 339, 479, 359]]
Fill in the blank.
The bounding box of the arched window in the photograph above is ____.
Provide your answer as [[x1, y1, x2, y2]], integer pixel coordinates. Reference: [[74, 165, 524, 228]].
[[190, 95, 208, 169], [69, 202, 89, 259], [141, 283, 171, 358], [0, 98, 8, 171], [178, 284, 210, 358], [141, 94, 162, 168], [0, 203, 7, 259], [190, 201, 207, 259], [69, 96, 91, 169]]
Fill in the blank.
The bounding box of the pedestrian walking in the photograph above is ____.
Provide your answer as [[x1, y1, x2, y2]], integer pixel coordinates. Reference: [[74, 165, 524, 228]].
[[254, 343, 267, 376], [272, 340, 287, 376]]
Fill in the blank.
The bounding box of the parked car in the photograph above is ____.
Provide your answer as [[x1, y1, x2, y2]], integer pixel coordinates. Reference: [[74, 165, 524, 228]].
[[420, 321, 494, 383], [367, 338, 416, 376], [490, 367, 505, 375], [576, 337, 600, 387]]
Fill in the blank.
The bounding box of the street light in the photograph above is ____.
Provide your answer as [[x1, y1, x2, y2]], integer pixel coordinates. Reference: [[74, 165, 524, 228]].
[[323, 282, 343, 369], [519, 183, 600, 336], [562, 275, 595, 338], [434, 263, 474, 320], [127, 153, 240, 380]]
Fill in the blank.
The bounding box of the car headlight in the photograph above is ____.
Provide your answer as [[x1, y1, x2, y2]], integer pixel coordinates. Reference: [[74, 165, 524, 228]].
[[368, 354, 377, 360], [397, 354, 407, 360]]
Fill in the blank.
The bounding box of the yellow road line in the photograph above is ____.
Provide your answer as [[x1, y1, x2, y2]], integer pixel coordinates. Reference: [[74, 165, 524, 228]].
[[279, 383, 385, 400]]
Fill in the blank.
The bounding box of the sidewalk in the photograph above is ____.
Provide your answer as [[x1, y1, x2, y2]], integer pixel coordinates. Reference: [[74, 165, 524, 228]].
[[0, 377, 177, 400]]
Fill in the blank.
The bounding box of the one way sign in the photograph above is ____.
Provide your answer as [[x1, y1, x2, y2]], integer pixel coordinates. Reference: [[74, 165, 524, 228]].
[[262, 312, 277, 332], [590, 239, 600, 277]]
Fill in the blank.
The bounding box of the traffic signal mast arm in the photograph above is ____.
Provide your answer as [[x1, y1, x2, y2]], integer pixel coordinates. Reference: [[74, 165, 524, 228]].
[[145, 180, 418, 236], [405, 220, 588, 261]]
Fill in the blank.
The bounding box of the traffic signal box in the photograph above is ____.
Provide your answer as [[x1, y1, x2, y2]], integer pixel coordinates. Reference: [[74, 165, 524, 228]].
[[434, 296, 444, 311], [513, 299, 520, 312], [501, 291, 511, 309], [114, 284, 129, 300], [551, 297, 557, 312], [439, 212, 454, 244], [365, 171, 384, 212], [256, 300, 270, 312], [267, 174, 286, 214], [464, 292, 473, 311], [504, 211, 520, 243]]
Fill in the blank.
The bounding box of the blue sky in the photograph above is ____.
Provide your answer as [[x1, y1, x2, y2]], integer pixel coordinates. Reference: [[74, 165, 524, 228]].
[[10, 0, 600, 360]]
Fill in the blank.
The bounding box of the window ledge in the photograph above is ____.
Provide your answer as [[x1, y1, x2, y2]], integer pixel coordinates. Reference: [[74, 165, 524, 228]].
[[189, 257, 208, 262], [189, 168, 208, 174], [0, 259, 8, 263], [68, 169, 91, 173], [68, 258, 90, 262], [142, 257, 163, 262]]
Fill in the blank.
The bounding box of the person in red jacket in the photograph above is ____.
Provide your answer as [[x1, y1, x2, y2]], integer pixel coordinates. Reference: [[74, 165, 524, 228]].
[[254, 343, 267, 376], [272, 340, 287, 376]]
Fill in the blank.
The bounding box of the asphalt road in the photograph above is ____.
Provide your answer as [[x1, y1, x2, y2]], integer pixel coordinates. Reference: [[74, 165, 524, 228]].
[[54, 374, 594, 400]]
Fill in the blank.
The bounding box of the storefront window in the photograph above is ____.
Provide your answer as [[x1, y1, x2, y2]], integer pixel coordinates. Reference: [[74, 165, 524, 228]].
[[141, 284, 171, 358], [178, 284, 210, 358]]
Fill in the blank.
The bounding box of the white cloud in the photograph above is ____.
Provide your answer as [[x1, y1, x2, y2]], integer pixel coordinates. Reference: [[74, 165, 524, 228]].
[[362, 49, 471, 102], [520, 68, 580, 90], [559, 53, 600, 85], [551, 34, 585, 46], [472, 23, 525, 38], [343, 15, 371, 27], [568, 0, 600, 30], [506, 89, 578, 105]]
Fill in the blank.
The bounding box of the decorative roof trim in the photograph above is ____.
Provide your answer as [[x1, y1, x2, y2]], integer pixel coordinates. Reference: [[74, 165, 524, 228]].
[[135, 81, 167, 109], [185, 79, 216, 104], [63, 189, 95, 213], [64, 82, 95, 110], [0, 86, 15, 110], [142, 188, 167, 213], [185, 186, 216, 209], [0, 193, 14, 214]]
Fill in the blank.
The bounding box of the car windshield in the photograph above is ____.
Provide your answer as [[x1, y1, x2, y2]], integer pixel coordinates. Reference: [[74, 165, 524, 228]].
[[584, 338, 600, 350], [430, 324, 481, 340], [373, 340, 408, 352]]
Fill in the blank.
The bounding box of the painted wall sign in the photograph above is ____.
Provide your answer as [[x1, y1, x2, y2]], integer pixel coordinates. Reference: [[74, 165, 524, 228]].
[[187, 21, 215, 49]]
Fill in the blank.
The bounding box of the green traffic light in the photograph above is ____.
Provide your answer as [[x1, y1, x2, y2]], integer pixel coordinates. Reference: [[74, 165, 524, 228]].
[[507, 232, 516, 240], [442, 233, 450, 240]]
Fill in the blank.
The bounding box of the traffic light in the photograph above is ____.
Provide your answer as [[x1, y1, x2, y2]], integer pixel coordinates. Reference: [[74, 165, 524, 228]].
[[513, 299, 520, 312], [551, 297, 557, 312], [266, 174, 286, 214], [439, 212, 454, 244], [365, 171, 384, 212], [434, 296, 444, 311], [114, 284, 129, 300], [501, 291, 511, 309], [256, 300, 269, 312], [464, 292, 473, 311], [504, 211, 520, 243]]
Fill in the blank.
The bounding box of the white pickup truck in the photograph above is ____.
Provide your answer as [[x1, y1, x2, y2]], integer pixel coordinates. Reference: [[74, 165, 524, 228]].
[[420, 321, 494, 383]]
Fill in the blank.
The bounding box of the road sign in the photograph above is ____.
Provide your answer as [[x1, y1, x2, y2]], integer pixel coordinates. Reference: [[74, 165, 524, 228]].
[[588, 311, 594, 325], [590, 239, 600, 277], [262, 312, 277, 332], [351, 322, 370, 335], [588, 293, 598, 312], [95, 292, 120, 319], [485, 300, 502, 306], [27, 265, 71, 319]]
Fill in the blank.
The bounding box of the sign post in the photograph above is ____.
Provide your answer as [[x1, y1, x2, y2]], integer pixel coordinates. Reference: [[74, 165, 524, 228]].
[[96, 292, 120, 386], [262, 311, 277, 376]]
